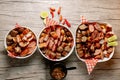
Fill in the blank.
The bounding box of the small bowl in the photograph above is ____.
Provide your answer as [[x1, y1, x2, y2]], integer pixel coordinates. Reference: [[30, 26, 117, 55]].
[[38, 25, 75, 61], [50, 63, 76, 80], [75, 22, 115, 62], [50, 63, 67, 80], [4, 25, 37, 59]]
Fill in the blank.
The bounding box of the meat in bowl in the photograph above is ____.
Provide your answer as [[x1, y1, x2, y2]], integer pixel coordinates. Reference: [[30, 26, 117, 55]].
[[38, 25, 75, 61]]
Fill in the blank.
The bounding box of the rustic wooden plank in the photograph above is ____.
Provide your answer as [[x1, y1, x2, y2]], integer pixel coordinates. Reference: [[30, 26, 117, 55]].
[[0, 0, 120, 80]]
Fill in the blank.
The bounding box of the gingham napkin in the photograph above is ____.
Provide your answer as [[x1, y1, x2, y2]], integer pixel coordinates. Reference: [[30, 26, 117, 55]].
[[85, 58, 98, 75], [81, 16, 88, 24], [81, 16, 98, 75], [45, 17, 59, 27]]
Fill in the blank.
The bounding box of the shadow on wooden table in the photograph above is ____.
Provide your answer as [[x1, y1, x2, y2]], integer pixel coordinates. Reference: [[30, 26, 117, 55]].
[[3, 50, 37, 67]]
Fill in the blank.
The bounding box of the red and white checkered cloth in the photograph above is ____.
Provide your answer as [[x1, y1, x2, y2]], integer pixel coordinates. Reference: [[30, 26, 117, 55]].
[[85, 58, 98, 75], [45, 17, 59, 27], [81, 16, 88, 24]]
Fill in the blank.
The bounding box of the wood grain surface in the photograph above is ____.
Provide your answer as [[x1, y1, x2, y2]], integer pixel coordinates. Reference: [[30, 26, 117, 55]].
[[0, 0, 120, 80]]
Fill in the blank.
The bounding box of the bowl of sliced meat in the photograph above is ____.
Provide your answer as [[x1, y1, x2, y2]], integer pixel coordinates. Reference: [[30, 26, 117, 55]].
[[75, 22, 118, 62], [38, 25, 75, 61], [4, 24, 37, 59]]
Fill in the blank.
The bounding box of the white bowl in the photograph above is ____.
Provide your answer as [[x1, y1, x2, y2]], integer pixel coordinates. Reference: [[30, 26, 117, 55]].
[[75, 22, 115, 62], [4, 26, 37, 59], [38, 25, 75, 61]]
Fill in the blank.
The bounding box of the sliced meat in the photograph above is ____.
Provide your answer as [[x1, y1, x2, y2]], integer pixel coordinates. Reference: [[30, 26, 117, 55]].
[[15, 46, 21, 53], [76, 38, 81, 43], [56, 27, 61, 38], [107, 47, 113, 54], [81, 31, 87, 36], [50, 32, 58, 39], [20, 48, 29, 57], [16, 35, 22, 43], [49, 52, 56, 59], [84, 53, 91, 59], [39, 42, 47, 48], [27, 41, 36, 48], [64, 46, 71, 52], [62, 51, 68, 56], [76, 33, 82, 38], [77, 49, 84, 58], [10, 30, 18, 37], [106, 26, 112, 32], [89, 24, 94, 32], [57, 46, 63, 53], [52, 44, 56, 52], [94, 23, 102, 31], [39, 37, 44, 43], [78, 24, 87, 30], [22, 29, 30, 35], [76, 44, 81, 49], [94, 49, 102, 56], [81, 36, 87, 42], [56, 53, 61, 59], [6, 35, 13, 41], [19, 41, 29, 47], [91, 30, 99, 40]]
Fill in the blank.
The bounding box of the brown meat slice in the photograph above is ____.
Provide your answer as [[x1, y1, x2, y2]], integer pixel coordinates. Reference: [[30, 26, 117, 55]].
[[94, 23, 102, 31], [64, 46, 71, 52], [57, 46, 63, 53], [62, 51, 68, 56], [77, 49, 84, 58], [89, 24, 94, 32], [107, 47, 113, 54], [78, 24, 87, 30], [20, 48, 29, 57], [10, 30, 18, 37], [56, 53, 61, 59]]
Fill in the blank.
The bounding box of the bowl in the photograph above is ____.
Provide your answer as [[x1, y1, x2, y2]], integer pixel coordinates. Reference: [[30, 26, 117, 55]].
[[38, 25, 75, 61], [75, 22, 115, 62], [50, 63, 67, 80], [50, 63, 76, 80], [4, 25, 37, 59]]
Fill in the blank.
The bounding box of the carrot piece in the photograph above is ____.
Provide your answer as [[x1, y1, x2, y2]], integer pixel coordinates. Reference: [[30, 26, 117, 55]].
[[59, 15, 63, 22], [57, 7, 61, 15], [64, 19, 71, 27], [50, 7, 56, 12], [62, 19, 66, 25], [50, 11, 54, 18]]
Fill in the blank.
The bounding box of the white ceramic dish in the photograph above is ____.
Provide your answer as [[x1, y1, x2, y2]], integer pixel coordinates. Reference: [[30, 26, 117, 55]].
[[75, 22, 115, 62], [4, 26, 37, 59], [38, 25, 75, 61]]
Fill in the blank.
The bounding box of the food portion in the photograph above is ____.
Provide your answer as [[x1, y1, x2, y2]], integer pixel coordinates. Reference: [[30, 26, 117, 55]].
[[51, 67, 65, 80], [39, 25, 74, 60], [76, 22, 117, 60], [6, 27, 37, 57]]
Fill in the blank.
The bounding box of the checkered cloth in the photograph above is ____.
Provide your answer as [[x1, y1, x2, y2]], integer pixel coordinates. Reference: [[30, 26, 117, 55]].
[[85, 58, 98, 75], [81, 16, 88, 23], [45, 17, 59, 27]]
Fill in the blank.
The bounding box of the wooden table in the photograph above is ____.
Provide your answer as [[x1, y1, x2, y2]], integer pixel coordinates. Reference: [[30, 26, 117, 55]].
[[0, 0, 120, 80]]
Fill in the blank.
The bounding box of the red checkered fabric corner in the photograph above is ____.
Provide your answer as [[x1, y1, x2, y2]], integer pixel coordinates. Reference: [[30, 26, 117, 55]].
[[85, 58, 98, 75], [46, 17, 59, 27], [81, 16, 88, 23]]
